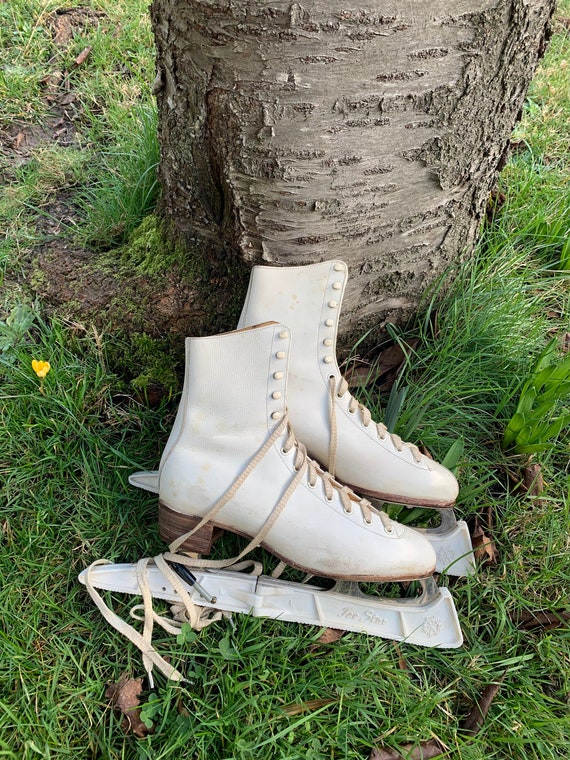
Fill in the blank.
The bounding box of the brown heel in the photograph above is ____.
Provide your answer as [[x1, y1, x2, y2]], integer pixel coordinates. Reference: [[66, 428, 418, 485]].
[[158, 501, 223, 554]]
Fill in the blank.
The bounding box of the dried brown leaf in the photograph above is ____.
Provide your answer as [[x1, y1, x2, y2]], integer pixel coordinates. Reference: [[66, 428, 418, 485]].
[[344, 360, 380, 389], [74, 46, 92, 67], [344, 339, 419, 393], [522, 462, 544, 501], [510, 608, 570, 631], [377, 340, 419, 393], [392, 643, 409, 671], [471, 517, 498, 565], [461, 673, 506, 736], [316, 627, 346, 644], [369, 739, 444, 760], [281, 698, 337, 717], [105, 673, 152, 738]]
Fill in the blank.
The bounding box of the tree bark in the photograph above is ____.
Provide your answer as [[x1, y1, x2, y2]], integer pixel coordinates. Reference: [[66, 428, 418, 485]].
[[151, 0, 555, 343]]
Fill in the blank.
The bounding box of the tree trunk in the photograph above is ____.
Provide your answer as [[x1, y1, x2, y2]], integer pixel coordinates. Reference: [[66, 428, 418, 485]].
[[151, 0, 555, 344]]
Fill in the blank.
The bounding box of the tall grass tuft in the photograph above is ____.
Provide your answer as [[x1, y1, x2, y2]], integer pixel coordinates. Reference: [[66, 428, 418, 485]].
[[76, 104, 160, 249]]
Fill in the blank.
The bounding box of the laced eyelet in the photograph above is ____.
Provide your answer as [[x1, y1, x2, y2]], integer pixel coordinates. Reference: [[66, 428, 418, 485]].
[[326, 495, 334, 503], [307, 479, 317, 489], [343, 507, 353, 515], [348, 407, 355, 414], [281, 447, 290, 455], [364, 517, 373, 525]]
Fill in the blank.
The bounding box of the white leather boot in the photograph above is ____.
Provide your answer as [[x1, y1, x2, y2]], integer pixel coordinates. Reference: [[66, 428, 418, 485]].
[[156, 322, 437, 582], [236, 261, 458, 508]]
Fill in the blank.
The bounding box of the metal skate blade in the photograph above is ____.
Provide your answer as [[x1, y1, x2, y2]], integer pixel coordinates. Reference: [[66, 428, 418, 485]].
[[128, 470, 159, 493], [80, 561, 463, 648]]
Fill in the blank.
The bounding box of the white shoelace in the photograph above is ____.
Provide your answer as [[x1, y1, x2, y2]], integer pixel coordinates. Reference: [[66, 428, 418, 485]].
[[327, 376, 423, 478], [84, 414, 392, 683]]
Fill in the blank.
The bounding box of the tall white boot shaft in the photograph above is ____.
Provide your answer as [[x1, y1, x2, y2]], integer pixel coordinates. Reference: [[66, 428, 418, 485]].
[[237, 261, 459, 508], [158, 323, 437, 581]]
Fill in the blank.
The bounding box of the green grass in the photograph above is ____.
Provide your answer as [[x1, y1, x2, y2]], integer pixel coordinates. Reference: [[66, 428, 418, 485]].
[[1, 1, 570, 759], [0, 0, 157, 280]]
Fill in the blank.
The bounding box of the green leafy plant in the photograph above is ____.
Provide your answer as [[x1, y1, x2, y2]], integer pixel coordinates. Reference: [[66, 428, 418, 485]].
[[502, 338, 570, 454], [0, 303, 37, 360]]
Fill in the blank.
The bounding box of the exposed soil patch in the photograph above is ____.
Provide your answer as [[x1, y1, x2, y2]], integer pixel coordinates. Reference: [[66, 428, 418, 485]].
[[1, 114, 77, 168], [35, 239, 203, 337], [46, 7, 106, 48]]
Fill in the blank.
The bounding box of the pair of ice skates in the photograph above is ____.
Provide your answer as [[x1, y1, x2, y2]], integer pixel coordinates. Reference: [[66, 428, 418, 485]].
[[82, 260, 473, 682]]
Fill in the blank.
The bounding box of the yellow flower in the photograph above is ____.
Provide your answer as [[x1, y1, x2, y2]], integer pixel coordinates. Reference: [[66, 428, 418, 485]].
[[32, 359, 51, 379]]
